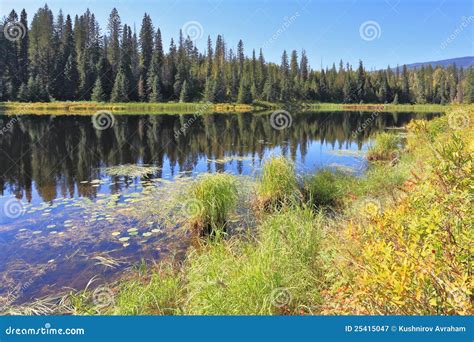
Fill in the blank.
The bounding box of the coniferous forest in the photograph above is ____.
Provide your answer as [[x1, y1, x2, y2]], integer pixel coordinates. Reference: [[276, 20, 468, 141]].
[[1, 5, 473, 104]]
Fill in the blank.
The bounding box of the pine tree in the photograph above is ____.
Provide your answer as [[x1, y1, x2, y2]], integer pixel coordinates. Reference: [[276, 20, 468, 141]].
[[401, 65, 410, 103], [91, 77, 107, 102], [237, 78, 252, 104], [63, 54, 79, 100], [465, 68, 474, 103], [148, 75, 163, 102], [392, 93, 399, 104], [355, 60, 365, 102], [18, 83, 29, 102], [139, 13, 154, 94], [18, 9, 29, 85], [179, 80, 192, 102], [107, 8, 122, 72], [110, 69, 129, 102]]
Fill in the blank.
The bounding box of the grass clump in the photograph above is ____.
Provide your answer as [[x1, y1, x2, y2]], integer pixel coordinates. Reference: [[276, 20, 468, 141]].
[[187, 173, 238, 234], [109, 264, 183, 315], [255, 156, 299, 211], [303, 170, 350, 208], [184, 207, 323, 315], [367, 132, 400, 161]]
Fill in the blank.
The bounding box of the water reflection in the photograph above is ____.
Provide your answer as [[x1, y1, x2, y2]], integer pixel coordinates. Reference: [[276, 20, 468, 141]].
[[0, 111, 439, 204]]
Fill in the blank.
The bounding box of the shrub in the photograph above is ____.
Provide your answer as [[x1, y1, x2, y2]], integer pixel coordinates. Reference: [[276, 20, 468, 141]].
[[323, 117, 473, 315]]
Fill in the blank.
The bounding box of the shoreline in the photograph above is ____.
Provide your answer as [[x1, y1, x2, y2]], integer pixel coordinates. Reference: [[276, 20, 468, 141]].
[[3, 108, 472, 315], [0, 101, 468, 115]]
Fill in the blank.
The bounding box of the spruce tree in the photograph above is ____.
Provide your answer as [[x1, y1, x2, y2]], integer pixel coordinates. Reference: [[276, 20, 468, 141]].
[[110, 69, 129, 102], [148, 75, 163, 102], [179, 80, 192, 102], [91, 77, 107, 102]]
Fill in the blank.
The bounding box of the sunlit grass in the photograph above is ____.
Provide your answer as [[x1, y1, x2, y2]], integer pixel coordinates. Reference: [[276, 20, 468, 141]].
[[0, 101, 255, 115], [303, 170, 350, 208], [184, 207, 323, 315], [187, 173, 239, 234], [367, 132, 400, 161], [255, 156, 299, 211]]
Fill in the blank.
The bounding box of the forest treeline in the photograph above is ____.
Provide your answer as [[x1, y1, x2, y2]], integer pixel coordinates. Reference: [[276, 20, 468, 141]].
[[1, 5, 473, 104]]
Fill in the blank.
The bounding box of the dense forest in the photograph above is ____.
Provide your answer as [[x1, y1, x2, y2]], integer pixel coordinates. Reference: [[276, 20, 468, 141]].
[[1, 5, 473, 104]]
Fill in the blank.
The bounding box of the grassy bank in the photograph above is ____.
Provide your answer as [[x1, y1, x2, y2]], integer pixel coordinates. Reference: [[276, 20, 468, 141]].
[[301, 102, 469, 113], [0, 101, 257, 115], [1, 101, 469, 115], [4, 108, 472, 316]]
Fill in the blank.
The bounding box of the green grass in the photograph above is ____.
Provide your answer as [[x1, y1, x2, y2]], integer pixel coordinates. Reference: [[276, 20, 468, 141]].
[[302, 102, 466, 113], [303, 170, 350, 207], [255, 156, 299, 211], [367, 132, 401, 161], [184, 207, 323, 315], [187, 173, 239, 234], [0, 101, 256, 115], [1, 101, 466, 115], [109, 263, 184, 315]]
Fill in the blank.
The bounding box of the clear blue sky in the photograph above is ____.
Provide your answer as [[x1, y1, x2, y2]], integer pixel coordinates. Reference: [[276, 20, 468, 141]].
[[2, 0, 473, 70]]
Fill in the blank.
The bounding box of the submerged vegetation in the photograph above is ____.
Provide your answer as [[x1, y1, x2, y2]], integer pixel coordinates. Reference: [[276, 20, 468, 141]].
[[5, 107, 472, 316]]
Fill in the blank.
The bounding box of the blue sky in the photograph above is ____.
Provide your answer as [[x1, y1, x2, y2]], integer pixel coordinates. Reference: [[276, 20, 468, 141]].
[[2, 0, 473, 70]]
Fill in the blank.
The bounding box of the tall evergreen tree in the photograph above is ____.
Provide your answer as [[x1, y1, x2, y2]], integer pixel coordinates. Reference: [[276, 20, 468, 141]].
[[107, 8, 121, 73]]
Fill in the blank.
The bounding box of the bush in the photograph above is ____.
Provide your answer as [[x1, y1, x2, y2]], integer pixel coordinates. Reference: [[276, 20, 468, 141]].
[[323, 117, 473, 315]]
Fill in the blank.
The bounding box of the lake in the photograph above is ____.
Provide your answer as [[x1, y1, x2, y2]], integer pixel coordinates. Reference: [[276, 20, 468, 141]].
[[0, 111, 440, 306]]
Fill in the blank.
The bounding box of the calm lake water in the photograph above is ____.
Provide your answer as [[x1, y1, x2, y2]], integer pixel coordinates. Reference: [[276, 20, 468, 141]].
[[0, 111, 440, 306]]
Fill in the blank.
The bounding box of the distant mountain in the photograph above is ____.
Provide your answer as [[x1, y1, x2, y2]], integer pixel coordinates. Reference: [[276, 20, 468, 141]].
[[402, 56, 474, 70]]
